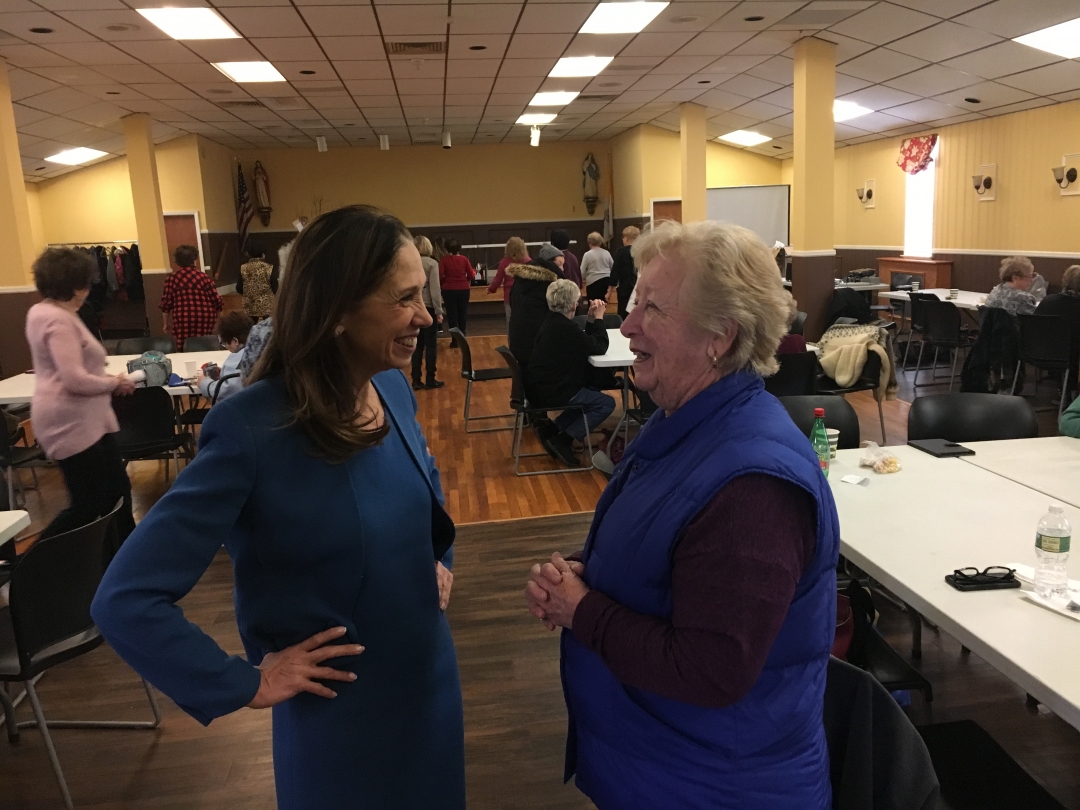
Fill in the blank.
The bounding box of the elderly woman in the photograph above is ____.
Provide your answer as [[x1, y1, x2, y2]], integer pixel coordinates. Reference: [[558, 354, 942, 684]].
[[526, 280, 614, 467], [610, 225, 640, 319], [412, 235, 445, 390], [1037, 264, 1080, 397], [985, 256, 1039, 316], [159, 244, 223, 351], [25, 248, 137, 541], [488, 236, 529, 326], [507, 242, 567, 367], [92, 206, 464, 810], [524, 220, 840, 809]]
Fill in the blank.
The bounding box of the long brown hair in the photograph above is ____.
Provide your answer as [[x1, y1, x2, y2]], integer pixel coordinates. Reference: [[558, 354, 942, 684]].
[[250, 205, 411, 461]]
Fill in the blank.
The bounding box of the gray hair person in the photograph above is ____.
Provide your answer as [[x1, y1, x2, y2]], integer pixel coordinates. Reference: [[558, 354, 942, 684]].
[[986, 255, 1039, 316]]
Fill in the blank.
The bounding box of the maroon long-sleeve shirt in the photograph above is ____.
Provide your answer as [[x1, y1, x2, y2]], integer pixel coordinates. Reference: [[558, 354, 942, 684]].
[[571, 473, 817, 709]]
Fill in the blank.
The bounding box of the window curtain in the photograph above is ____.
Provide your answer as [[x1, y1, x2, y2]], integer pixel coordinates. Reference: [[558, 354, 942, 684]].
[[897, 134, 938, 175]]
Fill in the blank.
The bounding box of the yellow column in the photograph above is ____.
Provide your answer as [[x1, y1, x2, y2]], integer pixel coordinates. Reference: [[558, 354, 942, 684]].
[[0, 59, 36, 288], [790, 37, 836, 340], [679, 103, 707, 222], [123, 114, 173, 336]]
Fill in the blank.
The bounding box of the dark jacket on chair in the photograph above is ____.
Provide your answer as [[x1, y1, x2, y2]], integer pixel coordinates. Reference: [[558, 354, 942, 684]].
[[525, 312, 608, 407], [824, 657, 941, 810], [960, 306, 1020, 393], [507, 259, 564, 365], [1036, 291, 1080, 386]]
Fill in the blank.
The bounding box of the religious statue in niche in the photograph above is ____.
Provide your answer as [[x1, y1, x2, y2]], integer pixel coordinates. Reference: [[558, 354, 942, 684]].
[[582, 152, 600, 215], [253, 160, 272, 227]]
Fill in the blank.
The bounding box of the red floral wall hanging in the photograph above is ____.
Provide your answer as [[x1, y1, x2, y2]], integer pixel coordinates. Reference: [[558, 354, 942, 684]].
[[897, 134, 938, 175]]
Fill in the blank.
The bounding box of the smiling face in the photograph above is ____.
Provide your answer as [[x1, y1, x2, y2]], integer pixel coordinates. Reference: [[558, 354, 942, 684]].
[[620, 254, 735, 414], [337, 241, 432, 381]]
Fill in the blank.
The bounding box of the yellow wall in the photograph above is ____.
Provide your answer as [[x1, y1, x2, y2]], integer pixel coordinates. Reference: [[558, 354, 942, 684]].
[[198, 136, 237, 232], [612, 127, 644, 218], [833, 138, 907, 248], [24, 183, 45, 255], [238, 139, 612, 232]]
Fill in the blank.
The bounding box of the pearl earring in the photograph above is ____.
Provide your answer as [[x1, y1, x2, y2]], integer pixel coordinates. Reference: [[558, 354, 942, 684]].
[[710, 355, 719, 369], [334, 325, 345, 337]]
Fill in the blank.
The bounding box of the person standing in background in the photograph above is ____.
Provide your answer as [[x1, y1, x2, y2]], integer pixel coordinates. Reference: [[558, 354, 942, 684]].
[[580, 232, 614, 303], [413, 236, 445, 390], [159, 245, 223, 351], [610, 225, 640, 320], [236, 243, 278, 321], [439, 238, 475, 345], [25, 248, 137, 543], [488, 237, 529, 328], [551, 230, 582, 288]]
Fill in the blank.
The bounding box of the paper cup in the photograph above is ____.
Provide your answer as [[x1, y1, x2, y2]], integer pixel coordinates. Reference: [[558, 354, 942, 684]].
[[911, 281, 920, 291], [185, 360, 196, 376], [825, 428, 840, 459], [949, 288, 959, 299]]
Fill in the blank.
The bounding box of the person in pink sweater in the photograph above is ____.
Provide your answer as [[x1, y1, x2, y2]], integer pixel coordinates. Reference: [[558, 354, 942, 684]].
[[25, 248, 137, 542], [487, 236, 529, 327]]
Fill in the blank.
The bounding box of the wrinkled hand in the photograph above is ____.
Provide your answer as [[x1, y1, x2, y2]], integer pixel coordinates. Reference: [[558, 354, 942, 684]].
[[437, 315, 444, 324], [587, 299, 607, 321], [525, 553, 588, 631], [114, 373, 136, 395], [436, 561, 453, 610], [193, 369, 206, 384], [247, 626, 362, 709]]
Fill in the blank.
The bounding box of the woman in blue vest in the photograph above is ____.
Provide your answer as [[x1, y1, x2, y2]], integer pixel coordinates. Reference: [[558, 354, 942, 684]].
[[525, 219, 840, 809], [92, 206, 465, 810]]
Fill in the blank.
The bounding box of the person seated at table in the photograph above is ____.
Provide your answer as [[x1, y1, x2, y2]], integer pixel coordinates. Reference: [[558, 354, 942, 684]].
[[1060, 392, 1080, 437], [195, 311, 253, 403], [525, 280, 614, 467], [777, 307, 807, 354], [985, 256, 1038, 316], [507, 243, 566, 367], [1036, 264, 1080, 397]]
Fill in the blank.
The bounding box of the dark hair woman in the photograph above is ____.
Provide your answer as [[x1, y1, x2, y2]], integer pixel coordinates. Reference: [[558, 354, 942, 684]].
[[159, 244, 222, 351], [25, 248, 137, 541], [92, 206, 464, 810], [437, 237, 475, 344]]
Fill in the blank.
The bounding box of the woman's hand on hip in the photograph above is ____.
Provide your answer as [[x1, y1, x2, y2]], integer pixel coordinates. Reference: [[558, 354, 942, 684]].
[[247, 626, 363, 709], [525, 553, 587, 631], [436, 561, 453, 610]]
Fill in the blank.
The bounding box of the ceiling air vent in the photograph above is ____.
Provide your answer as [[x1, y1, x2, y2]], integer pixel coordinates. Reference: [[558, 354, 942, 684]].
[[576, 94, 620, 101], [386, 41, 445, 56], [781, 8, 858, 27], [219, 100, 264, 109]]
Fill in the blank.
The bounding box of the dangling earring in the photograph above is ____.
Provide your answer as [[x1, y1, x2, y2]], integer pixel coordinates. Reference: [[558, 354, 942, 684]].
[[334, 324, 345, 337], [710, 354, 719, 370]]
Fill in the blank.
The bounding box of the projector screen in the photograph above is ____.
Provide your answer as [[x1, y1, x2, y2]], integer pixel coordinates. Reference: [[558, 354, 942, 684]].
[[705, 185, 790, 246]]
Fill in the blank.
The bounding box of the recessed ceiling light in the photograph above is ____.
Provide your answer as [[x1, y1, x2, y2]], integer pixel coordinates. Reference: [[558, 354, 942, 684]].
[[207, 89, 232, 95], [833, 99, 873, 122], [529, 91, 579, 106], [670, 15, 699, 24], [744, 15, 765, 22], [106, 91, 120, 95], [46, 147, 108, 166], [299, 69, 316, 75], [105, 23, 137, 32], [469, 45, 487, 51], [580, 2, 669, 35], [697, 80, 710, 84], [1014, 16, 1080, 59], [719, 130, 771, 146], [517, 113, 556, 125], [772, 145, 782, 149], [549, 56, 614, 77], [135, 7, 239, 40], [213, 62, 286, 83], [964, 97, 981, 104], [29, 27, 53, 34]]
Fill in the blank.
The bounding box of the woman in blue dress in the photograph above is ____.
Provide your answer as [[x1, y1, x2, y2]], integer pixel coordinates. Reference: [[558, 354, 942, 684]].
[[92, 206, 465, 810]]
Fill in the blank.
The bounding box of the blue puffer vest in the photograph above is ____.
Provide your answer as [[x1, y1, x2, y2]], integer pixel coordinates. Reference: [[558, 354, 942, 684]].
[[561, 372, 840, 810]]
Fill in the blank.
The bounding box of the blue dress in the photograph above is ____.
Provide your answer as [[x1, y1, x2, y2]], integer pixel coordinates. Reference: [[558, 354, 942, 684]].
[[92, 371, 465, 810]]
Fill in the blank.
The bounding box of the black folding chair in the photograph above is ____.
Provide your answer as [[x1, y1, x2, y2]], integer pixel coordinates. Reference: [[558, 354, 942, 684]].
[[817, 351, 888, 443], [449, 328, 514, 433], [1012, 314, 1073, 416], [902, 292, 938, 370], [914, 300, 975, 391], [908, 393, 1038, 443], [0, 502, 161, 810], [112, 387, 193, 479], [182, 335, 221, 352], [764, 352, 818, 397], [0, 424, 45, 510], [112, 336, 176, 355], [176, 373, 240, 428], [495, 347, 594, 476], [778, 395, 861, 450]]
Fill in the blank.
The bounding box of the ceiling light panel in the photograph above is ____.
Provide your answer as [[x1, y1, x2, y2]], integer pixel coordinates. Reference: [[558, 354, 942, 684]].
[[580, 2, 669, 35], [529, 91, 580, 106], [213, 62, 287, 83], [549, 56, 614, 77], [135, 8, 239, 41], [1014, 17, 1080, 59], [45, 147, 108, 165], [517, 112, 557, 124], [718, 130, 771, 146], [833, 99, 874, 121]]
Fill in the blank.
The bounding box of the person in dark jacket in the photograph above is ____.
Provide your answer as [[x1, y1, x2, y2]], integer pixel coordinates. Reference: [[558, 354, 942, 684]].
[[610, 225, 640, 319], [960, 304, 1021, 393], [526, 280, 613, 466], [438, 238, 475, 342], [551, 229, 582, 287], [1035, 264, 1080, 397], [507, 243, 565, 367]]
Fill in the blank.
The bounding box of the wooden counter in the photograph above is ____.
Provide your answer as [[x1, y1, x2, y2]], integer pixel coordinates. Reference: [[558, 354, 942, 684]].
[[877, 256, 952, 289]]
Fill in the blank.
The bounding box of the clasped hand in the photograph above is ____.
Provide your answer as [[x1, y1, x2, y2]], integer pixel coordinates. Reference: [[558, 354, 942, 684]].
[[524, 552, 589, 632]]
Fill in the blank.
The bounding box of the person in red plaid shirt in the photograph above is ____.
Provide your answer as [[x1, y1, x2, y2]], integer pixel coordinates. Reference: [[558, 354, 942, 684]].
[[159, 245, 223, 352]]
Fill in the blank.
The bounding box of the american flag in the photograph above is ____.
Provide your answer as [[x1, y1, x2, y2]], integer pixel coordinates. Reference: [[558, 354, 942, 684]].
[[236, 162, 254, 251]]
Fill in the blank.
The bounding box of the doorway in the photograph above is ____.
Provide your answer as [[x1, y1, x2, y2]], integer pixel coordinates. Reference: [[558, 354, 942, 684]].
[[163, 212, 204, 272], [651, 198, 682, 224]]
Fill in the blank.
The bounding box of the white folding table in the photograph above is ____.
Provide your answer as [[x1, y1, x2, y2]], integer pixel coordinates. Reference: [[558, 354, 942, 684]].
[[589, 329, 635, 446], [0, 511, 30, 545], [829, 444, 1080, 731], [878, 288, 985, 311], [959, 437, 1080, 510], [0, 350, 230, 406]]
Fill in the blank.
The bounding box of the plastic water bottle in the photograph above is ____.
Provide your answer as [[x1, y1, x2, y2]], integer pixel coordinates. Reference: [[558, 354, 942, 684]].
[[1034, 505, 1071, 599], [811, 407, 830, 478]]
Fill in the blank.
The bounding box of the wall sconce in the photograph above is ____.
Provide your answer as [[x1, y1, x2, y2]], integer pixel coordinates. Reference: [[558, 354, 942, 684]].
[[1052, 165, 1077, 189], [855, 186, 872, 201], [972, 174, 992, 194], [379, 134, 390, 151]]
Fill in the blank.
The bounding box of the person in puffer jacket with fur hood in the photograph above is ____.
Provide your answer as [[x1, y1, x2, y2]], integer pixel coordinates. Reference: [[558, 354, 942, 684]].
[[507, 242, 568, 368]]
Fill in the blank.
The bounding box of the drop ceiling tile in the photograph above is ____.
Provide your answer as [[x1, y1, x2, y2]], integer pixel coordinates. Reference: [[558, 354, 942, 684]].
[[376, 5, 449, 35], [696, 86, 751, 111], [835, 74, 872, 95], [19, 85, 97, 114], [707, 110, 756, 130], [34, 0, 128, 9], [505, 32, 572, 58], [675, 31, 753, 57], [514, 3, 593, 33], [630, 73, 684, 91], [829, 3, 938, 45], [716, 73, 783, 99], [565, 33, 634, 58], [492, 75, 542, 93], [650, 2, 734, 32], [997, 62, 1080, 96], [704, 54, 771, 74], [953, 0, 1080, 39], [941, 41, 1061, 81], [486, 92, 530, 105], [837, 49, 929, 83], [834, 121, 869, 139], [52, 8, 167, 39], [0, 43, 76, 68], [191, 108, 241, 123], [344, 78, 398, 95], [884, 98, 967, 122], [450, 3, 522, 33], [182, 39, 264, 62], [128, 83, 202, 101], [979, 97, 1054, 116], [391, 57, 444, 79], [499, 57, 557, 77], [745, 55, 793, 85], [730, 29, 801, 57], [841, 111, 911, 132], [815, 32, 876, 64], [615, 89, 663, 104], [1051, 89, 1080, 103], [395, 78, 444, 94], [276, 63, 338, 82], [112, 40, 206, 64], [300, 6, 380, 36], [932, 81, 1035, 111], [18, 115, 87, 139], [23, 65, 111, 86], [354, 97, 403, 109], [118, 98, 177, 114], [652, 55, 714, 74], [757, 86, 793, 109], [885, 64, 981, 96], [445, 76, 493, 94], [655, 87, 708, 103], [20, 139, 69, 160], [730, 98, 788, 121], [17, 133, 41, 150], [97, 63, 176, 83], [154, 63, 234, 83], [42, 42, 138, 66], [71, 84, 147, 101], [7, 69, 59, 101], [319, 36, 387, 61], [444, 93, 491, 105], [167, 97, 229, 112], [219, 6, 310, 38], [840, 84, 920, 109], [538, 76, 591, 92], [888, 21, 1002, 62], [676, 74, 730, 91], [447, 34, 509, 58], [0, 11, 97, 43], [334, 60, 393, 80]]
